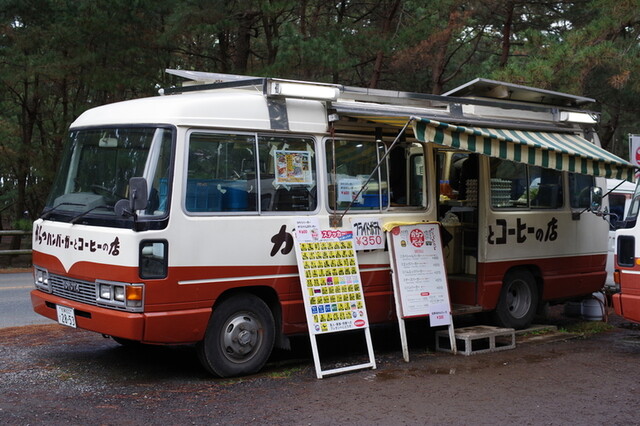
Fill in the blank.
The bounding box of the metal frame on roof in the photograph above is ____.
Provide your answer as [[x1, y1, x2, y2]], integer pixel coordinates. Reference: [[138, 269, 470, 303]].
[[162, 69, 597, 117], [444, 78, 595, 107]]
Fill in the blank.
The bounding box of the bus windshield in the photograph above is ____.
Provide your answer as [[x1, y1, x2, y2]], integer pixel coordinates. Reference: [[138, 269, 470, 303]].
[[44, 127, 173, 222], [624, 180, 640, 225]]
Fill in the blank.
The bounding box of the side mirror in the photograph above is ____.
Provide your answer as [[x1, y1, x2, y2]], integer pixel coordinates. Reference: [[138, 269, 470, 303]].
[[115, 177, 148, 217], [590, 186, 603, 212], [129, 177, 149, 211]]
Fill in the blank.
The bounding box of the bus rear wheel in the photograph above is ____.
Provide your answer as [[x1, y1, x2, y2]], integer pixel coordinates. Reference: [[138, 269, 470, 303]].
[[198, 293, 275, 377], [493, 269, 538, 329]]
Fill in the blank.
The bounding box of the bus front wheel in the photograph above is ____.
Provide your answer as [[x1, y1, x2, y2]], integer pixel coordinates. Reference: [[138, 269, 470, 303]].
[[198, 293, 275, 377], [493, 269, 538, 329]]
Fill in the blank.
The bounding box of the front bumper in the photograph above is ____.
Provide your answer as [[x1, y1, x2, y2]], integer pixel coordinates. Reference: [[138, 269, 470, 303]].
[[31, 290, 211, 343], [612, 292, 640, 323]]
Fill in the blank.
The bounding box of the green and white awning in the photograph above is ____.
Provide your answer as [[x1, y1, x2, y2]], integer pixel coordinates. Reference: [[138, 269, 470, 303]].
[[412, 117, 636, 181]]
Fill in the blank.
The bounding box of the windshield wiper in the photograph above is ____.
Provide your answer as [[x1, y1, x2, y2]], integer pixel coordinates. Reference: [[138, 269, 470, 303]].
[[69, 205, 112, 224], [40, 202, 85, 220]]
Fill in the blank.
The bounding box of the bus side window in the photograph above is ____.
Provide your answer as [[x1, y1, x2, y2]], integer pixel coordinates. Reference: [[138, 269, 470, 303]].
[[569, 173, 595, 209], [326, 139, 388, 211], [489, 158, 527, 208], [490, 159, 564, 209], [529, 166, 563, 209], [258, 136, 317, 212], [186, 133, 257, 213]]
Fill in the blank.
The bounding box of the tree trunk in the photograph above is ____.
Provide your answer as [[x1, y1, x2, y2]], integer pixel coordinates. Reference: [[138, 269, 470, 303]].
[[369, 0, 402, 89], [499, 1, 514, 68], [234, 12, 258, 73]]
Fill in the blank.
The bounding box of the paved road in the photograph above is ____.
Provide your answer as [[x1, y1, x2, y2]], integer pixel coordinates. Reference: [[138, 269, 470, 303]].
[[0, 272, 51, 328]]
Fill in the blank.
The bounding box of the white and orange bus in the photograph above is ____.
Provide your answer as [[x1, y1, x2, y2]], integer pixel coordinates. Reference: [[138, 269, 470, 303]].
[[31, 71, 634, 376]]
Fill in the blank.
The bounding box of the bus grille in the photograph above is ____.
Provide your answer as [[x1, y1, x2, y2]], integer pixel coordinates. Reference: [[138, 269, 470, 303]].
[[47, 274, 131, 311], [49, 274, 97, 305]]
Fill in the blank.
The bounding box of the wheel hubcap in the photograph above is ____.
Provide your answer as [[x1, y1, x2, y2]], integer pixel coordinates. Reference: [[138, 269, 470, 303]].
[[221, 313, 263, 363], [506, 279, 532, 319]]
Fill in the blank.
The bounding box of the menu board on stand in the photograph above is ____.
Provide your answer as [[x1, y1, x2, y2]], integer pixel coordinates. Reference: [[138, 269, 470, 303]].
[[386, 222, 457, 361], [293, 218, 376, 379]]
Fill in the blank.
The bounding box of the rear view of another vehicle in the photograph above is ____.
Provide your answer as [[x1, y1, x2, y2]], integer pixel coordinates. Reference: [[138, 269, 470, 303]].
[[605, 179, 635, 292], [613, 180, 640, 322]]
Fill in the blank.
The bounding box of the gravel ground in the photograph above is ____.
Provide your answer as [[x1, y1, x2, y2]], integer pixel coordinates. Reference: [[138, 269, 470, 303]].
[[1, 306, 639, 425]]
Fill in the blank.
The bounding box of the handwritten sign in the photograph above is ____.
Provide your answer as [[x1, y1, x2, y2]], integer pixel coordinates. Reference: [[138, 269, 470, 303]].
[[388, 223, 452, 325], [351, 218, 385, 250], [337, 178, 364, 204]]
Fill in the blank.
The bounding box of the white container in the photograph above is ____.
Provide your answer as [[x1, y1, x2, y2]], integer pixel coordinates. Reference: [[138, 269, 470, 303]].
[[581, 292, 605, 321]]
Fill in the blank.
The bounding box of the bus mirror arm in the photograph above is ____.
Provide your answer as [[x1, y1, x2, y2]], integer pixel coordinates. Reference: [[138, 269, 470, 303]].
[[582, 186, 621, 227], [593, 206, 620, 228], [115, 177, 148, 220]]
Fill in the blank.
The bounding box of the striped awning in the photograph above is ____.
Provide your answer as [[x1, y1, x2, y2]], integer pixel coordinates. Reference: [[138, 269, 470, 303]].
[[413, 117, 636, 181]]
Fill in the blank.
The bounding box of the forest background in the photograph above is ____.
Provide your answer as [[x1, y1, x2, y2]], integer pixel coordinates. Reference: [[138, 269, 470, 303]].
[[1, 0, 640, 231]]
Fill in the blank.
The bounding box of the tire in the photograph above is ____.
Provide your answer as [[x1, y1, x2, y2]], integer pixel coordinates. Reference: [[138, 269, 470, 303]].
[[198, 293, 275, 377], [493, 269, 539, 329]]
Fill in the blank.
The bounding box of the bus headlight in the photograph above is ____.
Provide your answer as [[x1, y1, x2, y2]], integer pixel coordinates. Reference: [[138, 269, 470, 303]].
[[99, 283, 112, 300], [34, 267, 51, 293], [96, 281, 144, 312], [114, 286, 125, 302]]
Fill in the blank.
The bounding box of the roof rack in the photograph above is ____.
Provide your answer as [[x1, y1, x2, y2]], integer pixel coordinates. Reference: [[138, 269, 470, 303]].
[[161, 69, 598, 130], [163, 69, 591, 109]]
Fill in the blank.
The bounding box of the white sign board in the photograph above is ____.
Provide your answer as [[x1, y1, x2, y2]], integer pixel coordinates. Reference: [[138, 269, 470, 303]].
[[388, 223, 452, 324], [337, 178, 364, 204], [351, 218, 385, 251], [386, 222, 456, 361]]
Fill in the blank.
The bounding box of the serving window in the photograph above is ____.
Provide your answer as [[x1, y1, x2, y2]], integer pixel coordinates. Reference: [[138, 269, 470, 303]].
[[489, 158, 563, 209], [325, 139, 425, 211]]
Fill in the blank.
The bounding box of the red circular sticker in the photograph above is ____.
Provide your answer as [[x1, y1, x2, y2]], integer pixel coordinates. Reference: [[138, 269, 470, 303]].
[[410, 229, 425, 247]]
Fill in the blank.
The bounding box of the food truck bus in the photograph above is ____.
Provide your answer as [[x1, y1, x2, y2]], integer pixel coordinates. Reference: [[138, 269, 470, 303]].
[[613, 180, 640, 322], [31, 71, 635, 376]]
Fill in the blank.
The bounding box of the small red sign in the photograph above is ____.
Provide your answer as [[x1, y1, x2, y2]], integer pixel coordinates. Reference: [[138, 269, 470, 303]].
[[409, 229, 425, 247]]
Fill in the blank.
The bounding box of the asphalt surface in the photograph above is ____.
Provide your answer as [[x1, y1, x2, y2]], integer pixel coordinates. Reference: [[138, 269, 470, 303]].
[[2, 272, 640, 424], [2, 302, 640, 425], [0, 271, 51, 328]]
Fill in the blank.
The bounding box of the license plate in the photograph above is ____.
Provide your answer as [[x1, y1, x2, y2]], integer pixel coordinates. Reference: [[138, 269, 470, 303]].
[[56, 305, 77, 328]]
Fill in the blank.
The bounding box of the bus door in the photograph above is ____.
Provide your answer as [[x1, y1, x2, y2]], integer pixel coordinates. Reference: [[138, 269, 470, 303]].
[[436, 149, 480, 306]]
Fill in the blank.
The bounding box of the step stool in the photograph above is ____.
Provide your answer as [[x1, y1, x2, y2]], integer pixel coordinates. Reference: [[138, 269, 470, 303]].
[[436, 325, 515, 356]]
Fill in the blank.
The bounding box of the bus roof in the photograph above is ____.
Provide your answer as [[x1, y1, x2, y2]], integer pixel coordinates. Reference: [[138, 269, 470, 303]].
[[71, 90, 329, 133]]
